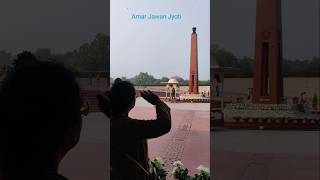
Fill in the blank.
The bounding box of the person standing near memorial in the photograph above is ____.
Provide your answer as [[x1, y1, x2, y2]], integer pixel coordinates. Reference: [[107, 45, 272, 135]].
[[97, 78, 171, 180], [171, 87, 176, 99]]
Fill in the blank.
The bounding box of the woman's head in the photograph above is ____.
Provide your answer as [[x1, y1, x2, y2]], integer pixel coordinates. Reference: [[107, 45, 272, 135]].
[[110, 78, 136, 114], [0, 53, 82, 168]]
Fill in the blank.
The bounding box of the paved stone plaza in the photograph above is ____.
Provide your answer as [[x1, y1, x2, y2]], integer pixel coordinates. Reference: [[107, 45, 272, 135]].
[[130, 98, 210, 176], [58, 97, 210, 179], [212, 130, 320, 180]]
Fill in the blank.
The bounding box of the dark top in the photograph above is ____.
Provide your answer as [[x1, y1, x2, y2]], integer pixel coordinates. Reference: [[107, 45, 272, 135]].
[[111, 101, 171, 180]]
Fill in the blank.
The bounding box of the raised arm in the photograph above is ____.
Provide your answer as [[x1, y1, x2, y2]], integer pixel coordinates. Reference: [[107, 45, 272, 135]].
[[125, 91, 171, 140], [98, 90, 172, 140]]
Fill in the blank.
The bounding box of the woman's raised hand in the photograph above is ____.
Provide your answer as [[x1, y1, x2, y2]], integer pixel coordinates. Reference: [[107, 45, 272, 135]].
[[96, 91, 111, 118], [141, 90, 161, 105]]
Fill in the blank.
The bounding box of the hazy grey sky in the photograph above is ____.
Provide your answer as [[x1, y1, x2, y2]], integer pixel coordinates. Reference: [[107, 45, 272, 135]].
[[0, 0, 317, 69], [110, 0, 210, 80], [212, 0, 319, 60], [0, 0, 109, 54]]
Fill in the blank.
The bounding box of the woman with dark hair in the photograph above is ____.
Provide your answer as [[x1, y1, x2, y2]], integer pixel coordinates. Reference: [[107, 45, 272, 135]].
[[0, 52, 83, 180], [97, 78, 171, 180]]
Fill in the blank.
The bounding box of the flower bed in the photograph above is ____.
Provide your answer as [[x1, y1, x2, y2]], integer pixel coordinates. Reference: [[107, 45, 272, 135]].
[[149, 157, 210, 180]]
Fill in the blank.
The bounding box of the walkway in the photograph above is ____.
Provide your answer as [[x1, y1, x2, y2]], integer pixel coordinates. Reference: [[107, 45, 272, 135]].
[[212, 130, 320, 180]]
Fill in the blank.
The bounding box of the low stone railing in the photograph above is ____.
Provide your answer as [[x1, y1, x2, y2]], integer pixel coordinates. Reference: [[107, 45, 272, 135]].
[[226, 116, 320, 130], [227, 103, 296, 111]]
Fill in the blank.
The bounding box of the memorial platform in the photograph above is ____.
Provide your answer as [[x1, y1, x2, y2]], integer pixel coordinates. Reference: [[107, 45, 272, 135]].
[[220, 103, 320, 130]]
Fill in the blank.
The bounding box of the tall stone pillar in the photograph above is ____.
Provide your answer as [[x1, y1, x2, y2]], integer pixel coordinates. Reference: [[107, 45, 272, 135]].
[[252, 0, 283, 104], [189, 27, 199, 94]]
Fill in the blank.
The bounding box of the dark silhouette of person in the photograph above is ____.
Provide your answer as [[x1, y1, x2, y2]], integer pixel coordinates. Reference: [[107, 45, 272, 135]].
[[12, 51, 38, 69], [171, 87, 175, 99], [299, 92, 307, 104], [97, 78, 171, 180], [0, 52, 82, 180], [215, 85, 220, 97]]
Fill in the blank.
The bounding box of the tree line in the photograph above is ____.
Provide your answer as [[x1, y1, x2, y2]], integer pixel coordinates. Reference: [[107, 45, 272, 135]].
[[114, 72, 210, 86], [212, 44, 320, 77], [0, 33, 109, 78], [2, 41, 318, 80]]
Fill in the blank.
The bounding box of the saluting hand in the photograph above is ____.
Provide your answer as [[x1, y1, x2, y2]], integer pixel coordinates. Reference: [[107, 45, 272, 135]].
[[141, 90, 161, 105], [96, 91, 112, 118]]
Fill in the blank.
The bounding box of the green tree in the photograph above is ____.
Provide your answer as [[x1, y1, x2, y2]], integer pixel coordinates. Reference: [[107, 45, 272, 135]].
[[171, 75, 186, 84], [212, 44, 320, 77], [160, 77, 170, 83], [212, 44, 238, 68], [47, 33, 110, 77], [238, 56, 254, 75], [131, 72, 157, 85], [70, 33, 109, 72]]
